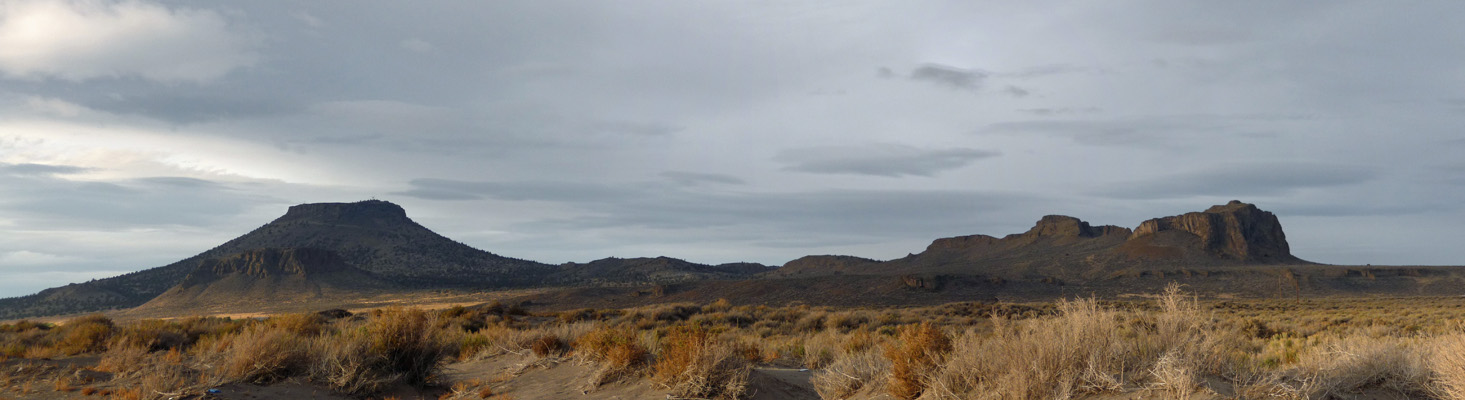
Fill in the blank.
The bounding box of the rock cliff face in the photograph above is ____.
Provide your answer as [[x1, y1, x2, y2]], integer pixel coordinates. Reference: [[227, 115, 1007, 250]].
[[181, 248, 357, 285], [1129, 200, 1296, 263], [140, 248, 388, 311], [1024, 215, 1132, 238]]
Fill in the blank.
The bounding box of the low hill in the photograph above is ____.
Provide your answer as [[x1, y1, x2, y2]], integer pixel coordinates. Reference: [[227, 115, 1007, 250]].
[[555, 257, 771, 285]]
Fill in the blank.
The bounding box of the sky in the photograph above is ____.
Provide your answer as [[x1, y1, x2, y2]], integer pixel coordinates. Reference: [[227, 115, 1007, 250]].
[[1, 0, 1463, 297]]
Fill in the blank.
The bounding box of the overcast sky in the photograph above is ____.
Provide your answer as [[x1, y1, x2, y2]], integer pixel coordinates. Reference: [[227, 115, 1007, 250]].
[[2, 1, 1463, 297]]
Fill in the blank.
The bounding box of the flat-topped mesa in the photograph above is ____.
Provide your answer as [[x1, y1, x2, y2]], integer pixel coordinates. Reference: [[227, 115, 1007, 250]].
[[278, 200, 409, 226], [190, 248, 354, 282], [926, 234, 1001, 251], [1130, 200, 1296, 263], [926, 215, 1130, 251], [1023, 215, 1132, 238]]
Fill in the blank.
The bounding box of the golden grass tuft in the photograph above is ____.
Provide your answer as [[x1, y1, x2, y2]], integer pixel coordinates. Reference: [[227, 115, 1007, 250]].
[[651, 325, 750, 399], [219, 324, 309, 383], [310, 307, 455, 394], [573, 325, 649, 387], [883, 322, 951, 399]]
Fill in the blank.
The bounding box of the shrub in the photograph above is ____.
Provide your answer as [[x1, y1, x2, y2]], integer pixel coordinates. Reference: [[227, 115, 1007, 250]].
[[220, 324, 309, 383], [269, 313, 327, 336], [652, 325, 750, 399], [96, 339, 150, 374], [1435, 334, 1465, 400], [573, 326, 649, 387], [53, 314, 115, 355], [813, 348, 889, 399], [883, 323, 951, 399], [310, 308, 454, 394], [530, 334, 565, 357]]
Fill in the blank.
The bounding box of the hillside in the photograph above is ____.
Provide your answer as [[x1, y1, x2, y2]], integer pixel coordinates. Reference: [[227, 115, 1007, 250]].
[[0, 200, 551, 319], [137, 248, 389, 312], [0, 200, 772, 319], [555, 257, 771, 285]]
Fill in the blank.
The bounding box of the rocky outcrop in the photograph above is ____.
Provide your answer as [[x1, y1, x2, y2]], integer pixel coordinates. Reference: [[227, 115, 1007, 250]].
[[926, 215, 1130, 252], [926, 234, 1002, 251], [276, 200, 410, 227], [181, 248, 357, 285], [1023, 215, 1132, 238], [1129, 200, 1296, 263], [139, 248, 388, 311]]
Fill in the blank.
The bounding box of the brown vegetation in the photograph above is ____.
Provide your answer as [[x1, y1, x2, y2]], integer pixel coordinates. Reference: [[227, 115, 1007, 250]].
[[13, 289, 1465, 398]]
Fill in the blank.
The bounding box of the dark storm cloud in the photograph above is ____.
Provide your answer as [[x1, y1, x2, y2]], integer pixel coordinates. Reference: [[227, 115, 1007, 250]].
[[774, 145, 999, 177], [1096, 163, 1376, 199], [659, 171, 746, 186], [907, 64, 987, 90]]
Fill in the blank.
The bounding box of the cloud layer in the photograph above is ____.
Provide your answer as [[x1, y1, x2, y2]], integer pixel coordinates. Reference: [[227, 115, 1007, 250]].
[[2, 1, 1464, 296], [0, 0, 257, 82]]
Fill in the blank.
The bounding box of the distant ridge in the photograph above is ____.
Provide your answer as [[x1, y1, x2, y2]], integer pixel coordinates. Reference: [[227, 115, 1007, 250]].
[[759, 200, 1305, 283], [11, 199, 1454, 319]]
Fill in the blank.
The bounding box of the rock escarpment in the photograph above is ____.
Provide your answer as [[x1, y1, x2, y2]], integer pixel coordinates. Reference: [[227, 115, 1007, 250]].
[[776, 200, 1306, 280], [140, 248, 388, 310], [1128, 200, 1297, 263]]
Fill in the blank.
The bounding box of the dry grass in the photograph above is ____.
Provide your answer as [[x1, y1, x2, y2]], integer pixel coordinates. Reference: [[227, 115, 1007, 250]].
[[651, 325, 750, 399], [814, 348, 889, 399], [310, 307, 455, 394], [218, 324, 308, 383], [13, 288, 1465, 399], [573, 325, 650, 387]]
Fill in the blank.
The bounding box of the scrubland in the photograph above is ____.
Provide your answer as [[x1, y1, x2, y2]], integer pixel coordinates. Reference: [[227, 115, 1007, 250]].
[[5, 284, 1465, 399]]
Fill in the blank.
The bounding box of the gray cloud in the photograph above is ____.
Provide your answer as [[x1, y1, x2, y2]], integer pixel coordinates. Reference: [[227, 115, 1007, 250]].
[[590, 120, 683, 136], [81, 93, 299, 124], [397, 178, 1042, 239], [1017, 107, 1103, 117], [660, 171, 746, 186], [774, 144, 999, 177], [1096, 163, 1377, 199], [0, 0, 259, 82], [998, 63, 1101, 78], [980, 114, 1305, 146], [907, 64, 987, 90], [4, 1, 1465, 294], [1002, 85, 1031, 97], [0, 163, 92, 176], [394, 179, 641, 202], [0, 172, 281, 229]]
